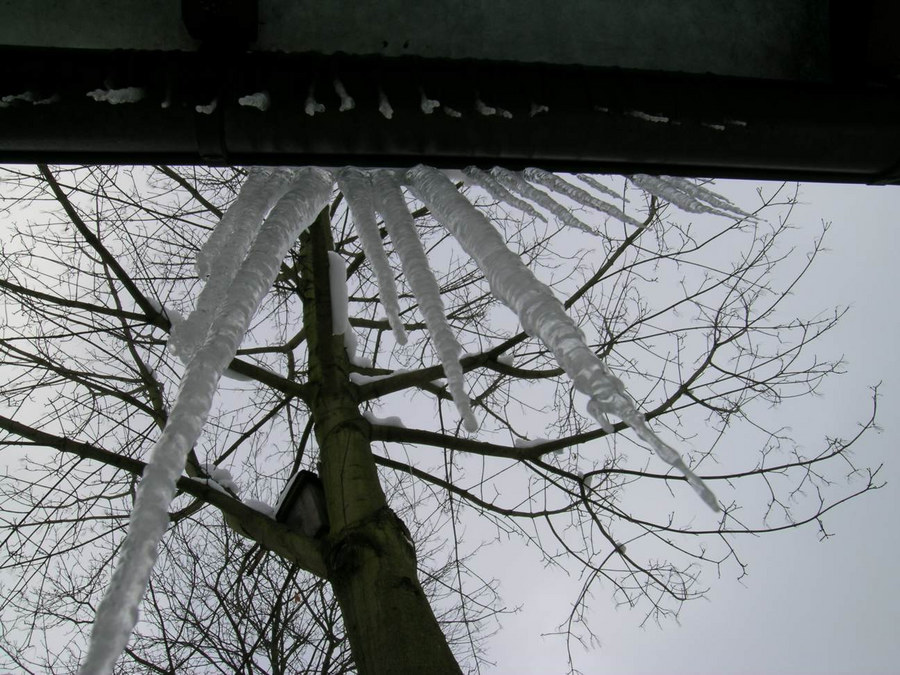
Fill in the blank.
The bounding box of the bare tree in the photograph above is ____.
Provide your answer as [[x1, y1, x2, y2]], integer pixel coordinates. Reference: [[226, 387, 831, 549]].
[[0, 165, 881, 674]]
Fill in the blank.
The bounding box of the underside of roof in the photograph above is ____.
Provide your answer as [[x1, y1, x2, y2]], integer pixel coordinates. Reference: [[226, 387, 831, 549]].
[[1, 0, 899, 183]]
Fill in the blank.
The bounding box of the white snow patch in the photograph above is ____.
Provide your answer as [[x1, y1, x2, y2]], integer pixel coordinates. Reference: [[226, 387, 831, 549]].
[[222, 367, 252, 382], [209, 467, 237, 492], [530, 103, 549, 116], [443, 106, 462, 118], [244, 499, 276, 518], [86, 87, 145, 104], [349, 370, 410, 385], [496, 353, 514, 366], [363, 410, 407, 428], [513, 437, 549, 448], [350, 352, 372, 368]]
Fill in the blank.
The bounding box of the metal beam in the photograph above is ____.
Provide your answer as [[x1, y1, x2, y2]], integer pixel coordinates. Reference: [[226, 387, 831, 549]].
[[1, 1, 899, 182]]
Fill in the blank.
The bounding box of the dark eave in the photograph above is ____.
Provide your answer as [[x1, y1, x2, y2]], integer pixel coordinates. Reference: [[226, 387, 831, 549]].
[[1, 1, 899, 182]]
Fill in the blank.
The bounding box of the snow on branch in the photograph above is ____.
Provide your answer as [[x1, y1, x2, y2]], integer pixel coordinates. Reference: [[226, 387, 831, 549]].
[[78, 168, 333, 675], [405, 165, 719, 512]]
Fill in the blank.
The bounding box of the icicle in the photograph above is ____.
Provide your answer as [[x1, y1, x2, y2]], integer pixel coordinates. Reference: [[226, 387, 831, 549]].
[[575, 174, 628, 202], [305, 85, 325, 116], [378, 88, 394, 119], [78, 168, 334, 675], [195, 168, 294, 277], [523, 167, 643, 228], [420, 90, 440, 114], [630, 174, 725, 216], [405, 165, 718, 511], [371, 170, 478, 432], [334, 168, 407, 344], [490, 167, 596, 235], [658, 175, 753, 217], [171, 168, 298, 362], [333, 79, 355, 111], [630, 175, 752, 220], [462, 166, 546, 222]]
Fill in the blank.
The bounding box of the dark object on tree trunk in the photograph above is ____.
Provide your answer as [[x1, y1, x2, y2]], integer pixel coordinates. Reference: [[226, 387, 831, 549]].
[[275, 469, 330, 538]]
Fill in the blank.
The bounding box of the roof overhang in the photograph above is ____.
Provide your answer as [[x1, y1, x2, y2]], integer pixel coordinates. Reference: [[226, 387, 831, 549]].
[[1, 0, 899, 183]]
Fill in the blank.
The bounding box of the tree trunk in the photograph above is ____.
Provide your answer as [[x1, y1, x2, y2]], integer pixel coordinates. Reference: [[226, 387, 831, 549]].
[[300, 208, 462, 675]]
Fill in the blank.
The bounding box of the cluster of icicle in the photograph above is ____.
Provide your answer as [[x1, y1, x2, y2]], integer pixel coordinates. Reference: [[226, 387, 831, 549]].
[[80, 164, 737, 674], [401, 166, 721, 512]]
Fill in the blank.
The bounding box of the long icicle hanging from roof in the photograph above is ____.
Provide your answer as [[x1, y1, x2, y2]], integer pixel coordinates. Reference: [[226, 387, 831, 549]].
[[404, 165, 720, 511], [80, 168, 334, 675]]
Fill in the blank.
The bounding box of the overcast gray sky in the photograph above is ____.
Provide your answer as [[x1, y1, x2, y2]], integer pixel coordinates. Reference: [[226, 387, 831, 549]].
[[482, 181, 900, 674], [2, 173, 895, 674]]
